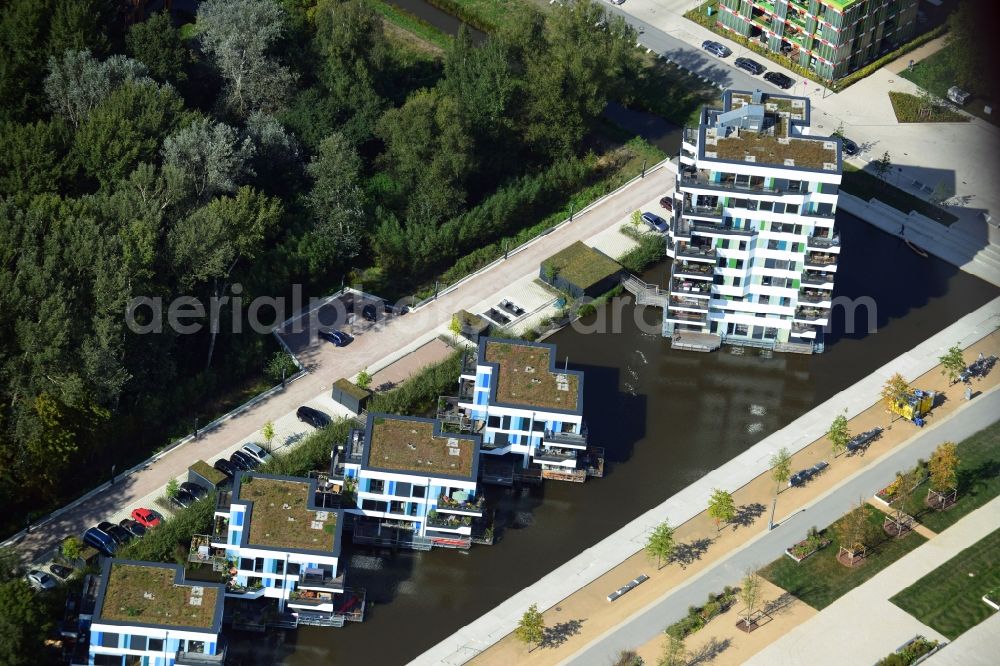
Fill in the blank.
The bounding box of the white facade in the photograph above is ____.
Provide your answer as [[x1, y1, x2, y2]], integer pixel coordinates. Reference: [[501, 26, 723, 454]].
[[668, 90, 843, 353]]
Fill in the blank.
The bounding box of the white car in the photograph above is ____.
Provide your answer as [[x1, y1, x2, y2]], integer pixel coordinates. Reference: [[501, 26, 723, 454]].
[[27, 570, 57, 591], [610, 0, 625, 4], [241, 443, 273, 465]]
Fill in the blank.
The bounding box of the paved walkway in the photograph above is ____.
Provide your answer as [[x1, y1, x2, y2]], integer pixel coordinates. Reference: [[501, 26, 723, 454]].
[[924, 612, 1000, 666], [747, 494, 1000, 666], [414, 297, 1000, 664], [5, 164, 674, 564]]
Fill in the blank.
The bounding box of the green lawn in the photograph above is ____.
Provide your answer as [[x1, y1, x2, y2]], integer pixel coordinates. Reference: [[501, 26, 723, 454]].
[[841, 164, 957, 226], [890, 527, 1000, 639], [900, 44, 999, 128], [761, 504, 928, 610], [900, 421, 1000, 533], [888, 91, 969, 123]]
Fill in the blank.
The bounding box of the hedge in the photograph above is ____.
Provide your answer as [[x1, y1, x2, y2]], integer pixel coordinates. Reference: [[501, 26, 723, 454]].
[[115, 493, 216, 564]]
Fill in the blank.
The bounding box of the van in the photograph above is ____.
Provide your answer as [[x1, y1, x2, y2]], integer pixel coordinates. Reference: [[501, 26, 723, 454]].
[[83, 527, 117, 557]]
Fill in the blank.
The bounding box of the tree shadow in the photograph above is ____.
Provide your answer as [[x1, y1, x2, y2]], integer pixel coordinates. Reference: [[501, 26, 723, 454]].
[[957, 459, 1000, 495], [731, 502, 766, 529], [540, 618, 585, 649], [761, 591, 796, 617], [688, 637, 731, 665], [669, 537, 714, 569]]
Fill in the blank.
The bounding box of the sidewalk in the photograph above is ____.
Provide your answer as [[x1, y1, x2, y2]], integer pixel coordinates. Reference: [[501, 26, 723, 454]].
[[414, 297, 1000, 665], [746, 494, 1000, 666], [6, 164, 675, 564]]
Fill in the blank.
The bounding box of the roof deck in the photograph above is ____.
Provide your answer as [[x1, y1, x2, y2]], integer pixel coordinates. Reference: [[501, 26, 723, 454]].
[[367, 416, 476, 478], [237, 476, 337, 551], [98, 562, 220, 629], [484, 340, 580, 411]]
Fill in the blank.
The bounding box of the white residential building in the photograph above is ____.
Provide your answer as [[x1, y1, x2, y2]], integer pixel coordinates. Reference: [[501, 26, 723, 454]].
[[667, 89, 843, 353]]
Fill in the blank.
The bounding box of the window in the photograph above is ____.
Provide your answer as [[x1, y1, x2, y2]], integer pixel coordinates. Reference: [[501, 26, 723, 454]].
[[487, 415, 500, 428], [286, 563, 300, 576], [733, 277, 742, 287], [389, 500, 405, 514], [240, 557, 253, 571], [773, 202, 785, 214], [412, 485, 426, 498], [124, 656, 142, 666], [187, 641, 206, 654], [148, 638, 163, 652], [129, 635, 148, 650], [734, 324, 749, 336], [501, 415, 511, 430], [368, 479, 384, 494], [759, 201, 773, 211], [93, 655, 122, 666], [739, 240, 748, 251], [362, 499, 388, 512], [100, 632, 120, 648], [394, 482, 412, 497], [274, 560, 284, 575], [532, 420, 545, 432], [759, 295, 770, 305], [786, 204, 798, 214]]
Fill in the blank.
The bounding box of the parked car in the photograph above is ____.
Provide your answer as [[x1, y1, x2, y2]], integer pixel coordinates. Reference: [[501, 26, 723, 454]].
[[297, 405, 331, 429], [118, 519, 146, 539], [213, 458, 237, 479], [641, 211, 669, 234], [362, 303, 379, 322], [318, 329, 349, 346], [130, 507, 160, 528], [27, 569, 57, 591], [170, 488, 197, 509], [836, 134, 860, 156], [83, 527, 117, 556], [763, 71, 795, 89], [610, 0, 625, 5], [241, 443, 273, 466], [48, 563, 74, 579], [659, 196, 673, 212], [701, 40, 731, 58], [230, 450, 259, 471], [734, 57, 765, 75], [180, 482, 208, 500], [98, 521, 132, 546]]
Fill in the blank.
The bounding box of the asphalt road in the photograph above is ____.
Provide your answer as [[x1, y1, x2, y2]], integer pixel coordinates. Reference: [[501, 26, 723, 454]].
[[565, 387, 1000, 664]]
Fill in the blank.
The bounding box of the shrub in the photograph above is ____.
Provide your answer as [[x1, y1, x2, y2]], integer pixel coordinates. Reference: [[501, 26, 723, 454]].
[[62, 537, 83, 562], [116, 494, 216, 564]]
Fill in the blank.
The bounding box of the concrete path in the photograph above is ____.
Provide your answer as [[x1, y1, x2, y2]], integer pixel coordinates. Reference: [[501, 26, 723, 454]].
[[5, 164, 674, 563], [747, 494, 1000, 666], [566, 386, 1000, 664], [924, 613, 1000, 666]]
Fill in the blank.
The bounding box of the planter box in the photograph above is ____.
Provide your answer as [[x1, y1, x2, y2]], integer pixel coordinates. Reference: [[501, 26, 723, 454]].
[[784, 538, 831, 563]]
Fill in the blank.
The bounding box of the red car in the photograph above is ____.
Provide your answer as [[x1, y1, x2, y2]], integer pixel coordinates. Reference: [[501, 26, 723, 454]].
[[131, 507, 161, 528], [659, 196, 673, 211]]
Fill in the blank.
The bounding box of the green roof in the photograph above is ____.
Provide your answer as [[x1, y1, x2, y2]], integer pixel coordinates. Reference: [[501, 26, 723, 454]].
[[189, 460, 227, 487], [368, 416, 475, 477], [333, 377, 371, 401], [543, 241, 622, 290], [485, 340, 579, 411], [238, 476, 337, 551], [100, 563, 219, 629]]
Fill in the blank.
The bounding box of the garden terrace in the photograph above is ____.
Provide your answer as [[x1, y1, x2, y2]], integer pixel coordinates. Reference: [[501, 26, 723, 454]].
[[731, 92, 804, 118], [99, 563, 219, 629], [238, 476, 336, 551], [542, 241, 623, 293], [708, 114, 838, 170], [484, 341, 579, 411], [368, 416, 475, 477]]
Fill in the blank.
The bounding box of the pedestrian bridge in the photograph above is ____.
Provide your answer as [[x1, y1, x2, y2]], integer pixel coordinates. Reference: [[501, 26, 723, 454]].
[[621, 274, 668, 308]]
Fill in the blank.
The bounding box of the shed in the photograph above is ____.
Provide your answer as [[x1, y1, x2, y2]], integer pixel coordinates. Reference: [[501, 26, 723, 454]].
[[540, 241, 624, 298], [332, 377, 371, 413]]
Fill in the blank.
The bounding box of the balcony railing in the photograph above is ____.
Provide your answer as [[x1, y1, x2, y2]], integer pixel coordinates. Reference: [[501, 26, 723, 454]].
[[690, 220, 755, 237], [684, 205, 723, 218], [676, 245, 717, 261], [543, 428, 588, 447], [670, 278, 712, 296], [289, 589, 335, 607], [682, 128, 698, 146], [533, 447, 578, 464], [804, 253, 837, 267], [426, 513, 472, 530], [176, 649, 226, 665], [673, 262, 713, 277], [670, 296, 709, 311], [802, 272, 834, 286], [794, 308, 826, 322], [791, 322, 818, 335], [798, 290, 830, 304], [299, 568, 346, 591], [667, 308, 708, 323], [679, 171, 781, 194], [436, 493, 485, 515], [806, 235, 840, 249]]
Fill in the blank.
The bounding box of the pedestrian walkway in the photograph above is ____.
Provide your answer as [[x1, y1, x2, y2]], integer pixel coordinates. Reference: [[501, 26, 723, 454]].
[[746, 494, 1000, 666], [414, 297, 1000, 665]]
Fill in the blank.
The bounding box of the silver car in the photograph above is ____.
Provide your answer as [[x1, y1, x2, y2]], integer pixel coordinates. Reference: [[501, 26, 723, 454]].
[[27, 569, 57, 591]]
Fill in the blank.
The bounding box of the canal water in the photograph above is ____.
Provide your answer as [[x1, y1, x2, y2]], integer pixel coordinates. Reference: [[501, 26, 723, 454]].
[[384, 0, 489, 44], [229, 210, 997, 664]]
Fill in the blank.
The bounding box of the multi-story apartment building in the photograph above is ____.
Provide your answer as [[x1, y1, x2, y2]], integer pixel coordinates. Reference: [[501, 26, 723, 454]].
[[87, 560, 225, 666], [716, 0, 918, 80], [339, 413, 484, 549], [212, 473, 363, 625], [454, 337, 593, 481], [667, 89, 842, 353]]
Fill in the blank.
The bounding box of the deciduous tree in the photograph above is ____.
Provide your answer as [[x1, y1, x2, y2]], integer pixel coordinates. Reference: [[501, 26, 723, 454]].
[[0, 579, 54, 665], [644, 520, 676, 570], [769, 447, 792, 494], [739, 569, 761, 628], [828, 411, 851, 456], [929, 441, 959, 492], [658, 634, 687, 666], [44, 50, 151, 129], [938, 345, 966, 385], [515, 603, 545, 650], [162, 118, 255, 200], [880, 373, 910, 425], [125, 11, 192, 85], [708, 488, 736, 532]]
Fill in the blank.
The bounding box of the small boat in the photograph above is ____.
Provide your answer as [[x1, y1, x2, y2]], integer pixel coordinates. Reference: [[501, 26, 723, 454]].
[[905, 239, 929, 258]]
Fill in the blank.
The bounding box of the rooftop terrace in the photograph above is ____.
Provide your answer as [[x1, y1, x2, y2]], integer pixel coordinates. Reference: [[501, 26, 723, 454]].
[[484, 340, 579, 411], [99, 563, 220, 629], [368, 416, 475, 477], [238, 476, 336, 551]]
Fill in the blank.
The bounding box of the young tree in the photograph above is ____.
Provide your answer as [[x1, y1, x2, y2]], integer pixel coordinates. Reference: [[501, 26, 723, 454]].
[[166, 478, 180, 498], [612, 649, 644, 666], [630, 209, 642, 229], [644, 520, 676, 570], [261, 421, 276, 454], [61, 536, 83, 562], [708, 488, 736, 532], [873, 151, 892, 181], [769, 447, 792, 494], [938, 345, 966, 385], [880, 373, 910, 425], [658, 634, 687, 666], [739, 569, 762, 628], [836, 500, 874, 562], [887, 469, 917, 535], [827, 411, 851, 456], [515, 603, 545, 651], [929, 441, 959, 491], [356, 368, 372, 391], [265, 351, 297, 384]]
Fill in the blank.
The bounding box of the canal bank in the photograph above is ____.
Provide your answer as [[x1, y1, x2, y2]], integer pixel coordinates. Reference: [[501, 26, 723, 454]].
[[225, 208, 997, 665]]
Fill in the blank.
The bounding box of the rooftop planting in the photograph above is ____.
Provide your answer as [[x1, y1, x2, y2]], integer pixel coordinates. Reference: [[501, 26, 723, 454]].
[[239, 476, 336, 551], [710, 114, 838, 170], [368, 417, 475, 477], [100, 563, 219, 629], [485, 341, 579, 411], [542, 241, 622, 291]]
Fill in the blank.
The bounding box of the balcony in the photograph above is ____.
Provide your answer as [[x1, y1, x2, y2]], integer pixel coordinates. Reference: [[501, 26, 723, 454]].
[[289, 588, 335, 608], [690, 220, 755, 237], [669, 296, 709, 312], [804, 252, 838, 269], [533, 447, 579, 465], [806, 234, 840, 250], [665, 307, 709, 325], [802, 271, 834, 287], [176, 647, 226, 665], [426, 512, 472, 532], [794, 307, 827, 322], [299, 567, 346, 591], [679, 170, 779, 194], [673, 261, 714, 279], [798, 290, 831, 305], [791, 322, 818, 338], [669, 277, 712, 297], [676, 244, 717, 263], [436, 492, 485, 516], [216, 490, 232, 511], [543, 428, 588, 449], [684, 204, 723, 219]]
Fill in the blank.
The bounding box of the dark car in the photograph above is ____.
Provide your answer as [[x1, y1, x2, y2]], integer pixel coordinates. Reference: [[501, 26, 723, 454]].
[[170, 488, 197, 510], [659, 196, 673, 212], [180, 482, 208, 500], [83, 527, 117, 557], [701, 40, 731, 58], [838, 135, 860, 156], [214, 458, 237, 479], [641, 212, 668, 234], [118, 519, 146, 539], [49, 563, 74, 579], [763, 71, 795, 89], [297, 405, 331, 429], [362, 303, 379, 322], [734, 57, 765, 75], [318, 329, 349, 346], [230, 450, 259, 471], [97, 521, 132, 546]]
